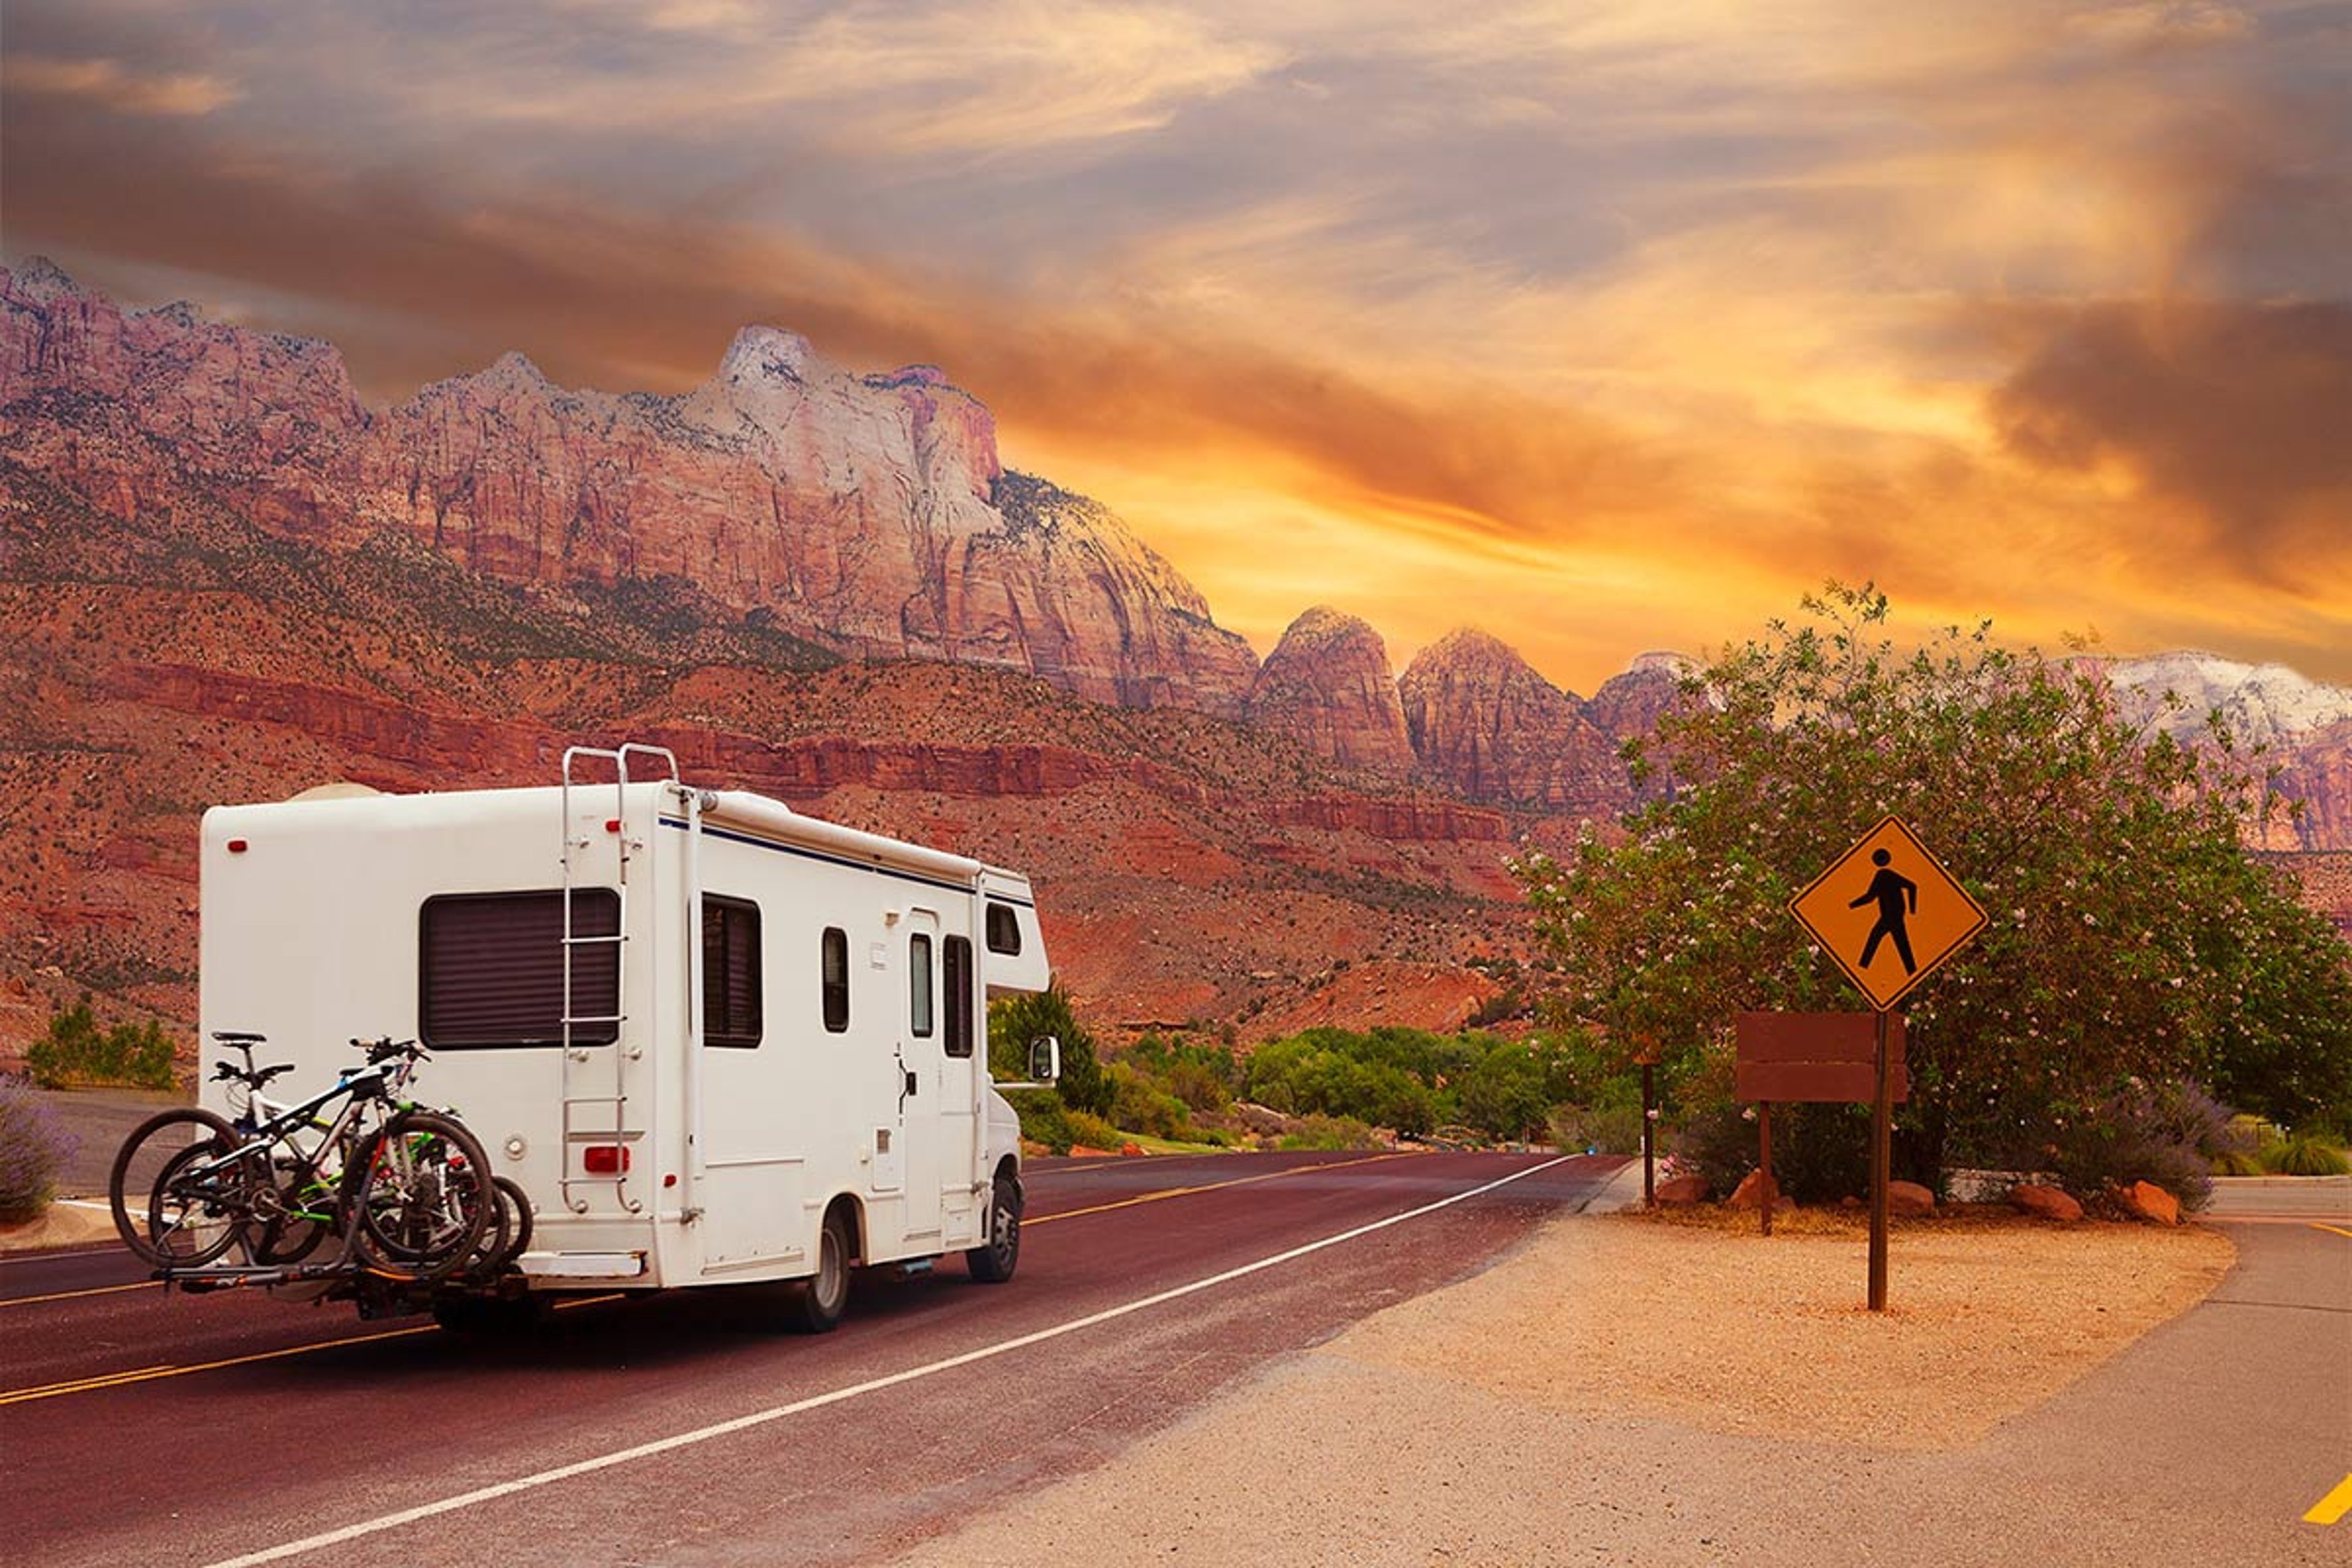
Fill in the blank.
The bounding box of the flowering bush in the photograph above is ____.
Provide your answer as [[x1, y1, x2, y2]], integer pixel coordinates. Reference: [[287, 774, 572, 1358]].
[[2029, 1079, 2226, 1213], [0, 1074, 79, 1223]]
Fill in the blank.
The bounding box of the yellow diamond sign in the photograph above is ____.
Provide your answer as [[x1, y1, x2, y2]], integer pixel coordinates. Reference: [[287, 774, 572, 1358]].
[[1789, 815, 1988, 1012]]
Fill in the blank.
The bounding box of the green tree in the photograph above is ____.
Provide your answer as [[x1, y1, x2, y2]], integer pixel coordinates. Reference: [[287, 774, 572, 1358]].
[[1512, 584, 2351, 1187], [989, 984, 1112, 1118], [26, 995, 178, 1090]]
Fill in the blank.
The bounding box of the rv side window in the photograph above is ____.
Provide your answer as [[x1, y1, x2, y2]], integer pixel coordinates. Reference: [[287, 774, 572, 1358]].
[[419, 889, 620, 1050], [702, 895, 762, 1049], [943, 936, 974, 1058], [985, 901, 1023, 956], [909, 933, 935, 1038], [821, 927, 850, 1034]]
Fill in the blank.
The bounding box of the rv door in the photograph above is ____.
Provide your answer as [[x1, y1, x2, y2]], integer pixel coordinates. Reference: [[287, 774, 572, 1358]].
[[898, 909, 944, 1244]]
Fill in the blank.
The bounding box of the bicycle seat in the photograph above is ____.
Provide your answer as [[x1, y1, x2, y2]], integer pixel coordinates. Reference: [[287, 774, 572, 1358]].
[[212, 1059, 296, 1088], [211, 1030, 269, 1044]]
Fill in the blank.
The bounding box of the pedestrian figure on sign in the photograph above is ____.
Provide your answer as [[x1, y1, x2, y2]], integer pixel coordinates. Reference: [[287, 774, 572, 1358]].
[[1851, 848, 1917, 974]]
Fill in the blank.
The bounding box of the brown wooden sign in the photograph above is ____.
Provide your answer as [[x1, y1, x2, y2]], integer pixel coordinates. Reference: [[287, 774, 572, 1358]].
[[1735, 1011, 1907, 1103]]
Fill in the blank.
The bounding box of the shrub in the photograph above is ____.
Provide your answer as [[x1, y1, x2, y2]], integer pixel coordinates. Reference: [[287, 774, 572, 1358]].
[[2034, 1080, 2223, 1213], [0, 1075, 79, 1223], [2261, 1137, 2351, 1176], [1675, 1099, 1875, 1204], [2211, 1150, 2267, 1177], [1549, 1101, 1649, 1156], [1006, 1091, 1070, 1153], [1107, 1062, 1196, 1142], [1278, 1114, 1382, 1151], [25, 995, 178, 1089], [1063, 1109, 1124, 1151]]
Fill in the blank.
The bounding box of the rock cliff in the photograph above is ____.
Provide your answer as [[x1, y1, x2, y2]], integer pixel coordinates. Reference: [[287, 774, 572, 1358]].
[[1398, 628, 1625, 813], [1248, 606, 1416, 775], [0, 260, 1257, 717]]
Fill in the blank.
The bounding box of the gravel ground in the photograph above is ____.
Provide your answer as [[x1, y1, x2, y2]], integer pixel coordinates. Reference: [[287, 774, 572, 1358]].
[[889, 1209, 2235, 1566]]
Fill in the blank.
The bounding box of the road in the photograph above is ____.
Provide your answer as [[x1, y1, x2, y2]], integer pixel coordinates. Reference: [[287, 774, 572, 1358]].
[[0, 1148, 1621, 1567]]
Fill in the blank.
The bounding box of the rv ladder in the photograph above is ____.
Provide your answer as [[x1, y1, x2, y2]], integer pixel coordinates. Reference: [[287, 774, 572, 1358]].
[[557, 742, 677, 1216]]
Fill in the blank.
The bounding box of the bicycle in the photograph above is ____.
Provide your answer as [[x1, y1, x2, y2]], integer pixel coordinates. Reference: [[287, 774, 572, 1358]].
[[108, 1034, 500, 1283]]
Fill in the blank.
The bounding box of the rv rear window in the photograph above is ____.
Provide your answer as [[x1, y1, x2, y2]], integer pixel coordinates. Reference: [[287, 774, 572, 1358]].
[[985, 901, 1023, 956], [943, 936, 974, 1058], [703, 895, 762, 1049], [419, 889, 620, 1050], [821, 927, 850, 1033]]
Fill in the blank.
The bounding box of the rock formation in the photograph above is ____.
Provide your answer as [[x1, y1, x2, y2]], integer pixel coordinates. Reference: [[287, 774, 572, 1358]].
[[1398, 628, 1624, 814], [0, 260, 1257, 717], [1247, 606, 1415, 775]]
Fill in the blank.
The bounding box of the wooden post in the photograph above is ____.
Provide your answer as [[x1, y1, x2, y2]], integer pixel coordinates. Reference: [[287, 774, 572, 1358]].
[[1868, 1007, 1891, 1310], [1758, 1101, 1773, 1237], [1642, 1060, 1656, 1207]]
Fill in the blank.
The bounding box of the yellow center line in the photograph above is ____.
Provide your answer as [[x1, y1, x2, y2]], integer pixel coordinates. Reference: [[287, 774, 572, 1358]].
[[2, 1364, 176, 1401], [1028, 1150, 1423, 1226], [0, 1324, 439, 1406], [0, 1291, 624, 1407], [2, 1278, 162, 1310], [2310, 1223, 2352, 1241], [2305, 1473, 2352, 1526]]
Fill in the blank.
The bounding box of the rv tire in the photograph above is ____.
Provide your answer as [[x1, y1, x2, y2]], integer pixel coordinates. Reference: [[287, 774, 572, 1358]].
[[782, 1208, 853, 1333], [964, 1174, 1021, 1283]]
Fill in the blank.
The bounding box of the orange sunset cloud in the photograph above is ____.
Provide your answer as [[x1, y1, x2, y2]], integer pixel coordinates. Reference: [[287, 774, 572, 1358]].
[[3, 0, 2345, 692]]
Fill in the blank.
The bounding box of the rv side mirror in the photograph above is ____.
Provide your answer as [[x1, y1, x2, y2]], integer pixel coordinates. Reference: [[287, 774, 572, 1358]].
[[1028, 1036, 1061, 1084]]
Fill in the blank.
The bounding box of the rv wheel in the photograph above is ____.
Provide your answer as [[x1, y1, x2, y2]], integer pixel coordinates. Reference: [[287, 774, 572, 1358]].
[[782, 1210, 852, 1333], [965, 1175, 1021, 1284]]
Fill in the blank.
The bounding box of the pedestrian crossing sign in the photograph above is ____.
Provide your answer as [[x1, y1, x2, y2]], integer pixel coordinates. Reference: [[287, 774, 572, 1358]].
[[1789, 815, 1988, 1012]]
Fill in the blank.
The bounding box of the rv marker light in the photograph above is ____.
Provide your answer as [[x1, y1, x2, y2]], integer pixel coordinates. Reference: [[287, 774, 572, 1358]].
[[582, 1145, 630, 1175], [226, 839, 249, 854]]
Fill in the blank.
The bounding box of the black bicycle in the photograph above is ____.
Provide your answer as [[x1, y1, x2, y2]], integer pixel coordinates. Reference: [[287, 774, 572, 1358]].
[[108, 1035, 502, 1283]]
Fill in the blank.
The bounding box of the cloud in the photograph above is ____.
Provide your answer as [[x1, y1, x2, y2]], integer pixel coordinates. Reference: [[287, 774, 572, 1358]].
[[1987, 300, 2352, 573], [1, 53, 241, 116]]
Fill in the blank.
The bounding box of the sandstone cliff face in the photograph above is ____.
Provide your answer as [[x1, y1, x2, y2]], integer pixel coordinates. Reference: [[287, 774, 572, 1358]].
[[1, 261, 1257, 717], [1398, 628, 1624, 815], [1248, 606, 1415, 775]]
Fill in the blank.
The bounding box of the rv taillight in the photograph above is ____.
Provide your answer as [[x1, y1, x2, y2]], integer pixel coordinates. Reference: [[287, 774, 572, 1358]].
[[605, 818, 622, 834], [227, 839, 249, 854], [582, 1144, 630, 1176]]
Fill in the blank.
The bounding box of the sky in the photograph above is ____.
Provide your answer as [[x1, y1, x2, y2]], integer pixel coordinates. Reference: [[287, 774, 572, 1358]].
[[4, 0, 2348, 694]]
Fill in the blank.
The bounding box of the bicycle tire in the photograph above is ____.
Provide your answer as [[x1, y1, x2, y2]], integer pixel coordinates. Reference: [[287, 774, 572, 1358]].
[[490, 1175, 533, 1269], [108, 1108, 239, 1266], [145, 1137, 260, 1267], [252, 1159, 339, 1266], [342, 1110, 494, 1283]]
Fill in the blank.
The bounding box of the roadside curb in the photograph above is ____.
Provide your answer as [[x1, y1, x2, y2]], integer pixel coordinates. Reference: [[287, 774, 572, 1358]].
[[1578, 1156, 1646, 1215]]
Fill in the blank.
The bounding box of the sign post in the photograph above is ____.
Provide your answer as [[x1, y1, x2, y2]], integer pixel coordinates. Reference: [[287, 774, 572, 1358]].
[[1788, 815, 1986, 1311]]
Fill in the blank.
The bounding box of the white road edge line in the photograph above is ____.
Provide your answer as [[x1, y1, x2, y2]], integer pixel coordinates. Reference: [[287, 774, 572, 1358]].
[[204, 1153, 1575, 1568]]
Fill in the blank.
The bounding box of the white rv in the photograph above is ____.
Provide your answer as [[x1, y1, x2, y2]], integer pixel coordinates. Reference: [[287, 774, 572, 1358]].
[[197, 745, 1057, 1330]]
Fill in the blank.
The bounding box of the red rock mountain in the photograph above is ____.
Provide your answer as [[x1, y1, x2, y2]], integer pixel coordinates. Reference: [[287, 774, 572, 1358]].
[[1247, 606, 1416, 776], [0, 260, 1257, 717], [1398, 629, 1627, 813]]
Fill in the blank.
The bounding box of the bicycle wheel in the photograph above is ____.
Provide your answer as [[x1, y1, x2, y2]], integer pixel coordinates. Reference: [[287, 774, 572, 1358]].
[[489, 1175, 533, 1268], [342, 1110, 494, 1283], [463, 1175, 534, 1277], [251, 1156, 339, 1266], [145, 1136, 263, 1267], [108, 1108, 239, 1265]]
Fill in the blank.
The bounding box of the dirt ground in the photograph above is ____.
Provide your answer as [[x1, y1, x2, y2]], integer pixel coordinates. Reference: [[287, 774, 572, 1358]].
[[890, 1207, 2234, 1565]]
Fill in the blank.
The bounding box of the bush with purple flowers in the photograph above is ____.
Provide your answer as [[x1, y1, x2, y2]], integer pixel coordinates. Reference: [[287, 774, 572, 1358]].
[[0, 1074, 80, 1223]]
